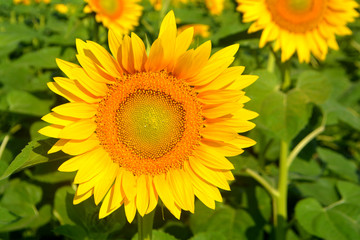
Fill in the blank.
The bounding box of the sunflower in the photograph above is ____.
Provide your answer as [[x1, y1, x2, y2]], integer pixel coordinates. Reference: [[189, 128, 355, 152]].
[[236, 0, 359, 63], [84, 0, 143, 34], [39, 11, 257, 222], [205, 0, 225, 15]]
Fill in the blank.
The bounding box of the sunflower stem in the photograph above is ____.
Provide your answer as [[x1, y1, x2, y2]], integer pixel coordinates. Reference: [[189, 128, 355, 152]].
[[137, 210, 155, 240], [245, 168, 279, 198], [0, 125, 21, 161], [281, 62, 291, 91], [267, 48, 276, 73], [287, 121, 325, 169], [276, 140, 289, 240]]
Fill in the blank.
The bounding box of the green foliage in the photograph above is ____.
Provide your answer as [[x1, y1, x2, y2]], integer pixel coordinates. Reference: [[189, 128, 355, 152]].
[[0, 0, 359, 239]]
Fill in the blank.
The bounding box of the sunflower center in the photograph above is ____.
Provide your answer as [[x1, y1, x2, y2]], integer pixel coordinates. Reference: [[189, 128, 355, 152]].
[[96, 71, 203, 176], [116, 89, 185, 159], [265, 0, 327, 33], [96, 0, 123, 17]]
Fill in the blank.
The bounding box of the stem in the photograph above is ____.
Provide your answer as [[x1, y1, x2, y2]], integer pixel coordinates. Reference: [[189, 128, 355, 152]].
[[245, 168, 279, 198], [267, 49, 276, 73], [0, 135, 10, 162], [137, 210, 155, 240], [287, 124, 325, 168], [0, 125, 21, 161], [276, 140, 289, 240], [281, 62, 291, 91]]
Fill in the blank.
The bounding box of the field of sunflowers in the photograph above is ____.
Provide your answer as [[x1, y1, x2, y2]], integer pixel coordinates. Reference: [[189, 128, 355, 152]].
[[0, 0, 360, 239]]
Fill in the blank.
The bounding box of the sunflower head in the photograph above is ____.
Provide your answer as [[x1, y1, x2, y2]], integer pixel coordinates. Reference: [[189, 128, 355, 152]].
[[39, 11, 258, 223], [84, 0, 143, 34], [237, 0, 359, 62]]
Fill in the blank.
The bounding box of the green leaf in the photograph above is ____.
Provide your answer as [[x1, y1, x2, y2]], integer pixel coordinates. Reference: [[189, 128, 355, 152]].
[[189, 201, 258, 240], [0, 206, 17, 225], [258, 89, 312, 141], [322, 100, 360, 130], [0, 138, 70, 181], [296, 70, 331, 104], [0, 179, 51, 232], [317, 147, 358, 182], [0, 23, 39, 57], [244, 69, 280, 113], [54, 225, 87, 240], [290, 157, 322, 180], [14, 47, 61, 69], [6, 90, 53, 117], [132, 230, 178, 240], [54, 187, 76, 225], [295, 181, 360, 240], [295, 178, 338, 206], [189, 232, 227, 240], [64, 192, 126, 239]]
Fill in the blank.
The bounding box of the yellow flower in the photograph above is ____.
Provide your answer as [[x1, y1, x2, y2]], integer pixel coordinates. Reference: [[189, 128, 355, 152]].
[[55, 4, 68, 14], [39, 11, 257, 222], [178, 24, 210, 38], [84, 0, 143, 35], [13, 0, 23, 4], [149, 0, 162, 10], [236, 0, 359, 63], [205, 0, 224, 15]]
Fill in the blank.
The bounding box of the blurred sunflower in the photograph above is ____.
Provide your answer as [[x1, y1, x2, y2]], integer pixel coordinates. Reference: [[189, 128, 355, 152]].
[[39, 11, 257, 222], [205, 0, 224, 15], [178, 24, 210, 38], [236, 0, 359, 62], [84, 0, 143, 34]]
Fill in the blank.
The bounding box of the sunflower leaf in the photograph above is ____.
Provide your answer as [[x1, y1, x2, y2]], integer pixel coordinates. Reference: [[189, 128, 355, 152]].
[[257, 89, 312, 142], [295, 181, 360, 240], [0, 138, 70, 181]]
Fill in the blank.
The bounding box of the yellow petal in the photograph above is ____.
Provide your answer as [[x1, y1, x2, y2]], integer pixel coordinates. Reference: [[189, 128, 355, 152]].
[[131, 32, 147, 72], [146, 178, 158, 214], [93, 161, 119, 205], [99, 184, 121, 219], [59, 119, 96, 140], [202, 102, 244, 119], [124, 198, 137, 223], [53, 77, 100, 103], [189, 156, 230, 190], [73, 147, 109, 183], [136, 175, 149, 216], [73, 188, 93, 205], [38, 124, 64, 138], [48, 139, 68, 154], [42, 112, 77, 126], [62, 134, 100, 155], [122, 170, 136, 200], [158, 10, 177, 68], [193, 145, 234, 170], [153, 174, 180, 219], [145, 38, 165, 72], [86, 40, 123, 77], [200, 139, 244, 156], [168, 169, 195, 213], [108, 28, 123, 62], [52, 102, 97, 119], [110, 170, 125, 210]]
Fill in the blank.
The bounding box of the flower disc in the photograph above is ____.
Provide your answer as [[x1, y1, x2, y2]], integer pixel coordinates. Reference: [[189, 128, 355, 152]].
[[96, 71, 203, 176]]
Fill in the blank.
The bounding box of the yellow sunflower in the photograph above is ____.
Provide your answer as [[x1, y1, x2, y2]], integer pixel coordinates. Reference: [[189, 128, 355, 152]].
[[236, 0, 359, 63], [39, 11, 257, 222], [205, 0, 225, 15], [84, 0, 143, 34]]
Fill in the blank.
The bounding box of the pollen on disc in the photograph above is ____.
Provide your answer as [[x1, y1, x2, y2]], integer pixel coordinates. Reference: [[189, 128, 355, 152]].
[[116, 89, 186, 159]]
